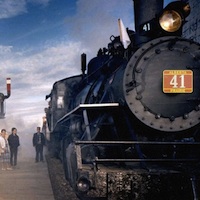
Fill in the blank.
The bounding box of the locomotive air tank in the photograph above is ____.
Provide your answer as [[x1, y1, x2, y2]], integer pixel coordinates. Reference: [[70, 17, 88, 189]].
[[44, 0, 200, 199]]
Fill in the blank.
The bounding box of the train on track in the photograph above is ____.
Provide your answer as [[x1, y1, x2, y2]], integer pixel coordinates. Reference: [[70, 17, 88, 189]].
[[44, 0, 200, 199]]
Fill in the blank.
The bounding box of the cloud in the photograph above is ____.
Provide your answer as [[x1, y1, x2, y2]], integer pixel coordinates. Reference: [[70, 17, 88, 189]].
[[0, 45, 13, 54], [0, 0, 27, 19], [0, 0, 51, 19], [27, 0, 51, 7], [65, 0, 134, 52], [0, 39, 87, 128]]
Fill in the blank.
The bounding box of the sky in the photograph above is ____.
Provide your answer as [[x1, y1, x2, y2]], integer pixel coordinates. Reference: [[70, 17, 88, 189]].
[[0, 0, 175, 157]]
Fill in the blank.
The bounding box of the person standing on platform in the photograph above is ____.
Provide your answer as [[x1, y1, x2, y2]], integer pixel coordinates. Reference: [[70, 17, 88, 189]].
[[0, 130, 6, 170], [32, 127, 45, 162], [1, 129, 12, 170], [8, 127, 20, 167]]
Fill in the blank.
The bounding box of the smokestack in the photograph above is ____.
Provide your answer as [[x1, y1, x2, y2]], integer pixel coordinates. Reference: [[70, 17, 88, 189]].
[[133, 0, 163, 45]]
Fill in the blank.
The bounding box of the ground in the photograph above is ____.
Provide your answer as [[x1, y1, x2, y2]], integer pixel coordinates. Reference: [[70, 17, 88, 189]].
[[46, 155, 79, 200]]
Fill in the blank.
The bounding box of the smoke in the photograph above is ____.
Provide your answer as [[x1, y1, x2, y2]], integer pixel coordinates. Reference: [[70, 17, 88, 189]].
[[0, 116, 42, 162]]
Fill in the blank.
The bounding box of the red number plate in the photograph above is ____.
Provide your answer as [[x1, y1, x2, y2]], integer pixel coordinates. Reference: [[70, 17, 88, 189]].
[[163, 70, 193, 93]]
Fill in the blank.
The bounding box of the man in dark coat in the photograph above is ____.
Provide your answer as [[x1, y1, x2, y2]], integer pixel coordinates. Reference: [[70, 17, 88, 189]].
[[7, 127, 20, 166], [32, 127, 45, 162]]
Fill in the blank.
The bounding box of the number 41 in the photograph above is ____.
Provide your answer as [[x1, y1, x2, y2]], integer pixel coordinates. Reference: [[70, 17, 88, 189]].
[[170, 75, 185, 88]]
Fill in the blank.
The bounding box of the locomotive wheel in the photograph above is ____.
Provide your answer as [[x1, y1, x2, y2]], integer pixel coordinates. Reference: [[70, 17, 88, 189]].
[[124, 36, 200, 132]]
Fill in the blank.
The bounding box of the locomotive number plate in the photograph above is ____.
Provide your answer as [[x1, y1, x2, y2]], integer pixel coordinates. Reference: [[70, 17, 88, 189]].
[[163, 70, 193, 93]]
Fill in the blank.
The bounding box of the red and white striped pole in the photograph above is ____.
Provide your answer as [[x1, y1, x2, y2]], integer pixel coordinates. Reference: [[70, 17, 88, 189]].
[[5, 77, 11, 99]]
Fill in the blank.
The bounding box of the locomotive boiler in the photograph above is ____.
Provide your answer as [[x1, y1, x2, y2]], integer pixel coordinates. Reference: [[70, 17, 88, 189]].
[[45, 0, 200, 199]]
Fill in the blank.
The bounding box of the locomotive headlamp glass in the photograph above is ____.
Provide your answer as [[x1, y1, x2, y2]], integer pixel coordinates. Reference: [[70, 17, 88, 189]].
[[159, 10, 182, 32], [77, 177, 90, 192]]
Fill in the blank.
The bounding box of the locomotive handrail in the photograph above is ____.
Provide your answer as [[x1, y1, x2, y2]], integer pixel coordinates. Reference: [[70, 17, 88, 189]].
[[94, 158, 199, 162], [74, 140, 200, 170], [56, 103, 119, 125], [74, 140, 200, 145]]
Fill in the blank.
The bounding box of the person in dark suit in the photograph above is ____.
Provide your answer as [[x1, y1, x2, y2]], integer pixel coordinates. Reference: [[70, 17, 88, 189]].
[[7, 127, 20, 166], [32, 127, 45, 162]]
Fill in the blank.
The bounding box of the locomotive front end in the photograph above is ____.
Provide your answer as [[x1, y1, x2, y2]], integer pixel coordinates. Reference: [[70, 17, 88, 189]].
[[124, 36, 200, 133], [44, 1, 200, 199]]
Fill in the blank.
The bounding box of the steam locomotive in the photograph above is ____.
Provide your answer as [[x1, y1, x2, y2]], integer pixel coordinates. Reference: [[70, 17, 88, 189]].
[[45, 0, 200, 199]]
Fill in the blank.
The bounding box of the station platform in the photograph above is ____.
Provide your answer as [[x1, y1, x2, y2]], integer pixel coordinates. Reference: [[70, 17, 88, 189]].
[[0, 153, 54, 200]]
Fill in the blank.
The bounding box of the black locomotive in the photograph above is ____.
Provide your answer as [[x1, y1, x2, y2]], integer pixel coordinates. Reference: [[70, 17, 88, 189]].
[[45, 0, 200, 199]]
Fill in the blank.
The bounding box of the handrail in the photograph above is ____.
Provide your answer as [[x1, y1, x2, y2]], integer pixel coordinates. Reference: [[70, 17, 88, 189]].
[[74, 140, 200, 145], [94, 158, 199, 162], [74, 140, 200, 170]]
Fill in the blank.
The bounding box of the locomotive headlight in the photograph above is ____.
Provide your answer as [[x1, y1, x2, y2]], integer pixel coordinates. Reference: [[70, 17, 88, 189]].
[[139, 2, 190, 37], [159, 10, 182, 32], [76, 177, 90, 193]]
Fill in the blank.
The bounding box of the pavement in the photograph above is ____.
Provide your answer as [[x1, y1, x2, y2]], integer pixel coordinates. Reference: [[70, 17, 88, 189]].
[[0, 155, 54, 200]]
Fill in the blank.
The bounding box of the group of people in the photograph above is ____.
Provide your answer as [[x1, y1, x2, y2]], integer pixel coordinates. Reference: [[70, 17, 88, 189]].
[[0, 128, 20, 170], [0, 126, 46, 170]]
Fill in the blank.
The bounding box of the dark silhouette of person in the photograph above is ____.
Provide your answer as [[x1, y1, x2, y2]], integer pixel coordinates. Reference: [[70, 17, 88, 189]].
[[32, 127, 45, 162], [7, 127, 20, 166]]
